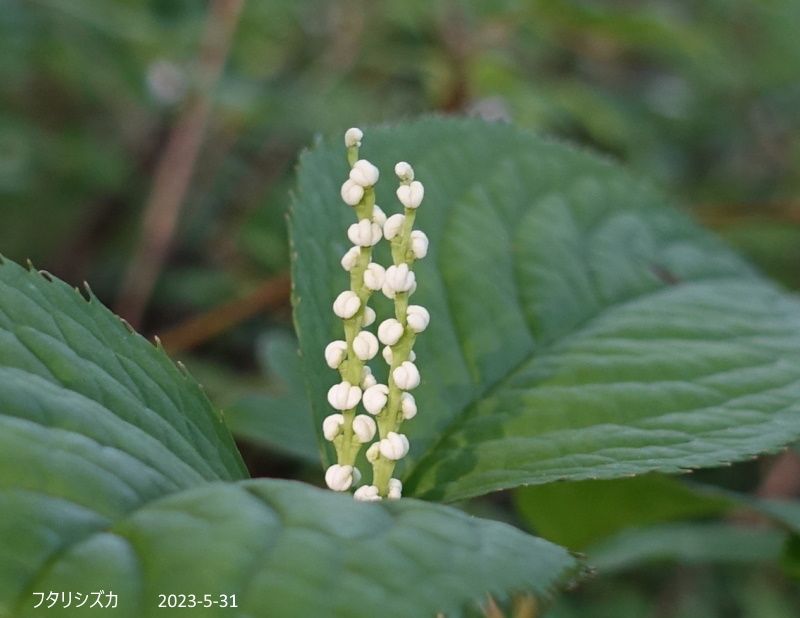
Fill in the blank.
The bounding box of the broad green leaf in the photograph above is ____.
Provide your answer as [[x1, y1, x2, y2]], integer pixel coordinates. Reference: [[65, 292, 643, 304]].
[[0, 257, 248, 492], [290, 118, 800, 501], [10, 479, 579, 618], [225, 332, 319, 463], [586, 523, 787, 574], [514, 475, 729, 548], [0, 257, 247, 604], [0, 258, 580, 616]]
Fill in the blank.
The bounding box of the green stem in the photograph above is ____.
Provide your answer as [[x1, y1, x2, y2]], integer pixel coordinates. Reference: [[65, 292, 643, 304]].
[[397, 207, 416, 263], [355, 188, 375, 221], [372, 456, 393, 494], [394, 292, 408, 323], [333, 187, 377, 472], [347, 145, 358, 168]]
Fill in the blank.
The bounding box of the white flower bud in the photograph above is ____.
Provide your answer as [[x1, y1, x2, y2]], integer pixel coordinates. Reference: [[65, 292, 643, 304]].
[[388, 478, 403, 500], [394, 161, 414, 182], [327, 381, 362, 411], [393, 361, 420, 390], [349, 159, 380, 187], [379, 432, 410, 461], [383, 213, 405, 240], [383, 347, 414, 364], [378, 318, 404, 346], [348, 218, 382, 247], [353, 330, 379, 361], [362, 383, 389, 415], [400, 392, 417, 420], [409, 230, 429, 259], [341, 179, 365, 206], [354, 484, 381, 502], [372, 205, 387, 226], [406, 305, 430, 333], [363, 262, 386, 291], [325, 464, 354, 491], [361, 365, 376, 389], [324, 340, 348, 369], [322, 413, 345, 441], [352, 414, 377, 443], [352, 467, 362, 485], [384, 264, 415, 295], [340, 246, 361, 271], [396, 180, 424, 209], [344, 127, 363, 148], [333, 290, 361, 319], [366, 442, 381, 463], [362, 306, 376, 327]]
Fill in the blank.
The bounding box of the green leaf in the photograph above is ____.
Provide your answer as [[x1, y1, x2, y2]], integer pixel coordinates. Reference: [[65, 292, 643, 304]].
[[9, 479, 579, 617], [0, 258, 249, 491], [586, 523, 787, 574], [0, 257, 247, 604], [0, 258, 580, 615], [225, 332, 319, 463], [514, 475, 729, 548], [290, 118, 800, 501]]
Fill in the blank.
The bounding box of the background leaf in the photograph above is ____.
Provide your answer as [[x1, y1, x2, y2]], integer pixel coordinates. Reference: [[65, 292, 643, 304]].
[[585, 523, 787, 574], [290, 117, 800, 501], [516, 474, 800, 578], [225, 331, 319, 463], [514, 475, 729, 549]]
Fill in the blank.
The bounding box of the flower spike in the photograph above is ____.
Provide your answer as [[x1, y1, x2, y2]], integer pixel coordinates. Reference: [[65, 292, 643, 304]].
[[322, 129, 429, 500]]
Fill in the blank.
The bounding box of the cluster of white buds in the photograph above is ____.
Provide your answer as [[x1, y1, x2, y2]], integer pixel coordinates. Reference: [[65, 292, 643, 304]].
[[322, 128, 429, 501]]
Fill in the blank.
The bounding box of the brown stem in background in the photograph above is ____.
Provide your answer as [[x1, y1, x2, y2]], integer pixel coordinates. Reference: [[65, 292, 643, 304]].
[[157, 273, 291, 354], [115, 0, 245, 327], [757, 450, 800, 499], [695, 201, 800, 227], [436, 2, 472, 112]]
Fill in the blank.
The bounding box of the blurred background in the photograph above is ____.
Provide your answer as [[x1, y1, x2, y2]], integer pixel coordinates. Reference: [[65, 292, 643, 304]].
[[2, 0, 799, 615]]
